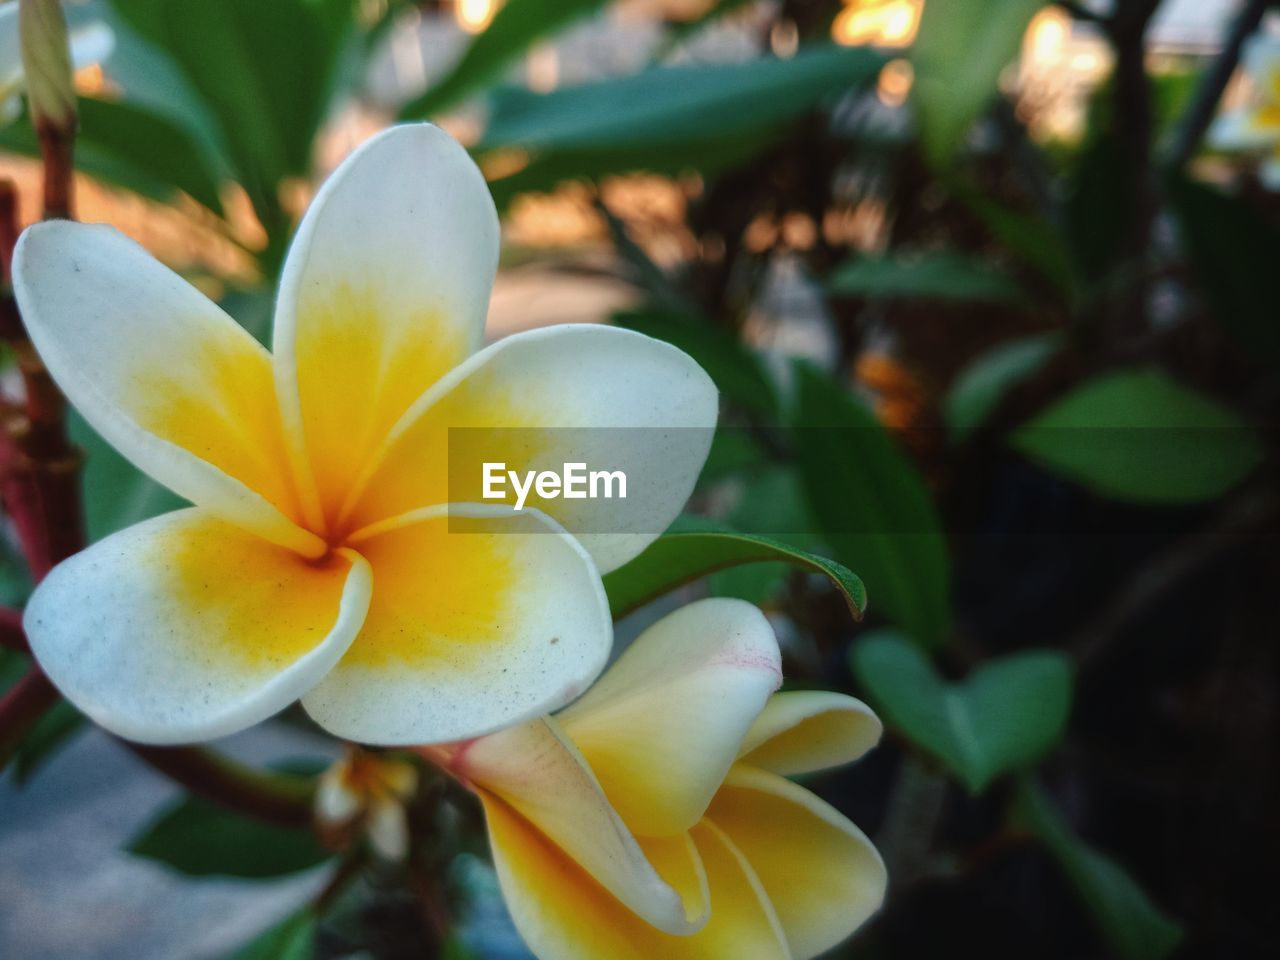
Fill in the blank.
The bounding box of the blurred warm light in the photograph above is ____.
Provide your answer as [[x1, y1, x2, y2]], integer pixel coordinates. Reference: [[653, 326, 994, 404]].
[[832, 0, 922, 49], [770, 19, 800, 59], [1025, 7, 1071, 64], [456, 0, 498, 34], [876, 58, 914, 107], [527, 44, 560, 93]]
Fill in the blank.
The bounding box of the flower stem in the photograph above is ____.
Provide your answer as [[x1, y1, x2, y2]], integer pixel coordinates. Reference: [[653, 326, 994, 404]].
[[123, 742, 318, 828], [0, 667, 58, 768], [0, 607, 28, 654]]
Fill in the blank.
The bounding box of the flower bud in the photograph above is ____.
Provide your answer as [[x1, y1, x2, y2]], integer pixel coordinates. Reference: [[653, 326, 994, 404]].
[[18, 0, 74, 132]]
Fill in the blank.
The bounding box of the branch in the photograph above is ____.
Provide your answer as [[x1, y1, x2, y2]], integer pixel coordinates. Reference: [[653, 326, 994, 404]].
[[1163, 0, 1270, 173], [0, 667, 58, 768], [0, 606, 28, 653], [124, 743, 317, 828]]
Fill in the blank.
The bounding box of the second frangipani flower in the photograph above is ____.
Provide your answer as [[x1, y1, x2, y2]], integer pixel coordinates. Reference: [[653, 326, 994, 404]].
[[428, 598, 887, 959], [14, 123, 717, 746], [1209, 33, 1280, 188]]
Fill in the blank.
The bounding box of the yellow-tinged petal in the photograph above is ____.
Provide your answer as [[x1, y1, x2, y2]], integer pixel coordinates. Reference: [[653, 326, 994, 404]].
[[12, 223, 320, 556], [22, 509, 370, 744], [342, 324, 717, 573], [738, 691, 882, 776], [483, 794, 789, 960], [556, 598, 781, 836], [302, 504, 610, 745], [459, 716, 696, 932], [708, 765, 886, 959], [273, 124, 498, 533]]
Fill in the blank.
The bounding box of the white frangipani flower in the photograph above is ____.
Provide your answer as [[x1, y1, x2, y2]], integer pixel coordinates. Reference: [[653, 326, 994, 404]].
[[14, 123, 717, 747]]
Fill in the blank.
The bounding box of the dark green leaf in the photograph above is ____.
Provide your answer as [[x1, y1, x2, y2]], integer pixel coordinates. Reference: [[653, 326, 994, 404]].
[[952, 184, 1077, 295], [129, 794, 330, 878], [480, 45, 882, 154], [829, 252, 1026, 305], [614, 307, 778, 418], [945, 332, 1061, 438], [710, 467, 818, 605], [792, 363, 951, 647], [911, 0, 1047, 167], [851, 632, 1073, 792], [403, 0, 609, 118], [1016, 780, 1184, 960], [0, 98, 226, 215], [1170, 176, 1280, 361], [1012, 369, 1263, 503], [226, 907, 316, 960], [603, 528, 866, 621]]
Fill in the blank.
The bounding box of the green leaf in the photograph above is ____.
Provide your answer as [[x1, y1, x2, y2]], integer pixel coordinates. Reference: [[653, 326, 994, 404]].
[[129, 794, 331, 878], [710, 467, 818, 605], [480, 44, 882, 154], [614, 307, 778, 418], [851, 632, 1073, 793], [792, 363, 951, 648], [945, 332, 1061, 438], [226, 908, 316, 960], [952, 184, 1077, 296], [403, 0, 609, 118], [911, 0, 1047, 167], [1169, 176, 1280, 362], [1012, 369, 1263, 503], [829, 252, 1026, 305], [1015, 780, 1184, 960], [603, 528, 866, 621], [112, 0, 354, 245], [0, 98, 226, 216]]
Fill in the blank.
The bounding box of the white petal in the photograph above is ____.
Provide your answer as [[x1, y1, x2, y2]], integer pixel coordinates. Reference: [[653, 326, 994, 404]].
[[460, 716, 696, 933], [366, 799, 410, 861], [273, 123, 498, 532], [315, 768, 361, 826], [12, 222, 322, 555], [344, 324, 718, 573], [557, 598, 781, 835], [303, 504, 611, 745], [738, 691, 883, 776], [23, 509, 370, 744]]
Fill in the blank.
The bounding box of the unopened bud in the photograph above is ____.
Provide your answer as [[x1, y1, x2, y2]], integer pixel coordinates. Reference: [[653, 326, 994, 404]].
[[18, 0, 75, 132]]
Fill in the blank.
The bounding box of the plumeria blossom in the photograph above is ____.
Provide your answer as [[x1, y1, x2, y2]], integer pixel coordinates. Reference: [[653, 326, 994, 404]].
[[316, 749, 419, 861], [14, 123, 716, 746], [1208, 33, 1280, 189], [427, 599, 887, 960], [0, 0, 114, 123]]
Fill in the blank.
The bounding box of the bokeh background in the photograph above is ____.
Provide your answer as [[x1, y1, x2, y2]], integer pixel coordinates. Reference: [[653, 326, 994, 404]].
[[2, 1, 1278, 958]]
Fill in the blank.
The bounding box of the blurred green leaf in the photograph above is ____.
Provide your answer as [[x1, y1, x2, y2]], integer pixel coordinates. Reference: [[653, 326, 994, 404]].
[[226, 907, 316, 960], [945, 332, 1061, 438], [1170, 176, 1280, 362], [70, 412, 185, 543], [1016, 779, 1184, 960], [851, 632, 1073, 793], [911, 0, 1047, 167], [614, 307, 778, 418], [111, 0, 354, 244], [793, 363, 951, 647], [480, 44, 882, 153], [830, 252, 1026, 305], [0, 97, 226, 216], [129, 793, 330, 878], [1012, 369, 1263, 502], [403, 0, 609, 118], [604, 527, 866, 620], [953, 184, 1077, 296]]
